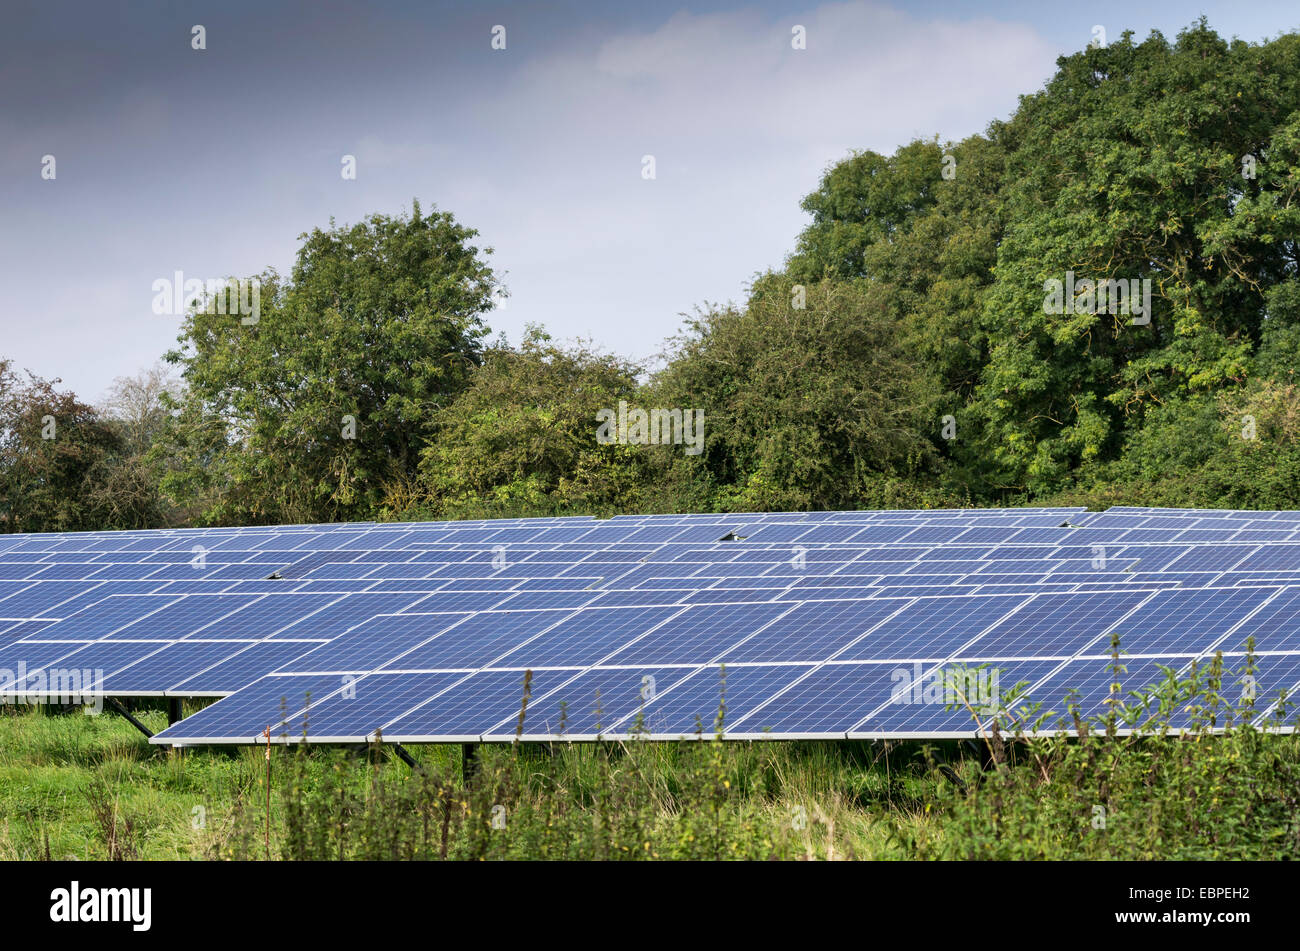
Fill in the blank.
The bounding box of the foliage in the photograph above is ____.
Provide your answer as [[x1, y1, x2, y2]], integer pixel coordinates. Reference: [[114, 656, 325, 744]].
[[158, 202, 498, 525], [651, 278, 954, 512], [411, 327, 652, 519], [13, 20, 1300, 519], [0, 362, 125, 533], [906, 645, 1300, 859]]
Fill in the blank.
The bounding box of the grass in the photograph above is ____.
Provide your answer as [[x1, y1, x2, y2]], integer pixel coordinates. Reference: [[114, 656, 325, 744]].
[[0, 703, 939, 860], [1, 646, 1298, 860]]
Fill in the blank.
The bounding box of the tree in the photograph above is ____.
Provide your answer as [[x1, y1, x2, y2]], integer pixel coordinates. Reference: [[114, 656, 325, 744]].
[[414, 327, 651, 518], [87, 364, 184, 529], [160, 202, 500, 524], [969, 22, 1300, 494], [98, 363, 181, 456], [0, 362, 123, 533], [651, 278, 952, 511]]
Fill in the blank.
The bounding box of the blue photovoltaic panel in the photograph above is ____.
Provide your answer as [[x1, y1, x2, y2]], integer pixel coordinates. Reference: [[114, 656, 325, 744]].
[[724, 663, 904, 736], [1222, 653, 1300, 725], [83, 641, 252, 694], [490, 665, 699, 738], [409, 591, 514, 612], [289, 580, 378, 594], [378, 669, 575, 740], [105, 594, 260, 640], [487, 605, 684, 669], [957, 590, 1153, 659], [269, 592, 432, 637], [512, 576, 603, 589], [900, 526, 968, 544], [24, 563, 102, 580], [14, 641, 163, 693], [37, 594, 180, 639], [490, 591, 599, 611], [679, 588, 784, 604], [784, 523, 865, 544], [276, 613, 468, 673], [0, 642, 100, 689], [1235, 545, 1300, 571], [301, 562, 379, 580], [0, 502, 1287, 744], [1027, 657, 1190, 726], [917, 546, 993, 561], [1106, 587, 1278, 655], [584, 590, 687, 608], [167, 641, 326, 693], [152, 674, 351, 740], [718, 599, 906, 663], [851, 659, 1062, 736], [380, 610, 577, 670], [184, 593, 343, 638], [1211, 586, 1300, 652], [626, 664, 812, 737], [600, 603, 793, 666], [0, 581, 101, 618], [835, 595, 1028, 661], [276, 672, 465, 739], [0, 620, 56, 641], [1165, 545, 1258, 572]]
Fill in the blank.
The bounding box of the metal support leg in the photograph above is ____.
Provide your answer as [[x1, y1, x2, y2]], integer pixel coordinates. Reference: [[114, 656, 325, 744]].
[[937, 762, 968, 794], [392, 744, 426, 776], [462, 742, 478, 782], [168, 697, 183, 726], [104, 697, 154, 739], [965, 738, 996, 772]]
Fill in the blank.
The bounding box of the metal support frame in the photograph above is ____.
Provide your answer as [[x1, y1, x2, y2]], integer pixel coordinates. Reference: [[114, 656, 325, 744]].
[[104, 697, 154, 739], [168, 697, 183, 726], [937, 762, 967, 793], [391, 744, 426, 775], [462, 742, 478, 781], [964, 738, 996, 772]]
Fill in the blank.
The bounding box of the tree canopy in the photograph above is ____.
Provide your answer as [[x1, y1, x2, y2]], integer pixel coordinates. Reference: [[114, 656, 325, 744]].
[[9, 19, 1300, 531]]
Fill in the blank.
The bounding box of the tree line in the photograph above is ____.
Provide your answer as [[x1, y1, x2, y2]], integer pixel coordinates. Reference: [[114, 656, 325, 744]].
[[4, 20, 1300, 532]]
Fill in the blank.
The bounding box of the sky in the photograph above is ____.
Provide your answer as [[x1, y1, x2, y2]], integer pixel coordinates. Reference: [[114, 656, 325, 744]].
[[3, 0, 1300, 401]]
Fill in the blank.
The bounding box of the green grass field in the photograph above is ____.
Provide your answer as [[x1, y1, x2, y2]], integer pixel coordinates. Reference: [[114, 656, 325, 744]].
[[3, 652, 1298, 860], [0, 702, 930, 860]]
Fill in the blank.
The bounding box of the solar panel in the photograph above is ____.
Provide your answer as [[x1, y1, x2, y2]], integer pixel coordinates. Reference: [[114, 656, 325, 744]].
[[0, 503, 1292, 744]]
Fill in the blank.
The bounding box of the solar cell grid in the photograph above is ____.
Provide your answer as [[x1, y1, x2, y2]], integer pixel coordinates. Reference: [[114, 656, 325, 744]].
[[614, 664, 813, 738], [376, 669, 575, 741], [378, 609, 577, 671], [835, 594, 1027, 661], [1104, 587, 1279, 656], [276, 612, 470, 673], [0, 503, 1291, 744], [957, 590, 1152, 659]]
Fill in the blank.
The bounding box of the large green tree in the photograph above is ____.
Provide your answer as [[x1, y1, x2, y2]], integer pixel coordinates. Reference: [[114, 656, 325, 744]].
[[969, 22, 1300, 494], [160, 203, 499, 524]]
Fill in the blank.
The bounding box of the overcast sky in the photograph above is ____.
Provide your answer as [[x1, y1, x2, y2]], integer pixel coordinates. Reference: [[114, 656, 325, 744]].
[[3, 0, 1299, 400]]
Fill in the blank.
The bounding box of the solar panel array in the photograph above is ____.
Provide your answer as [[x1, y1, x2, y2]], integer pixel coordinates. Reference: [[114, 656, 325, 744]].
[[0, 505, 1296, 745]]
